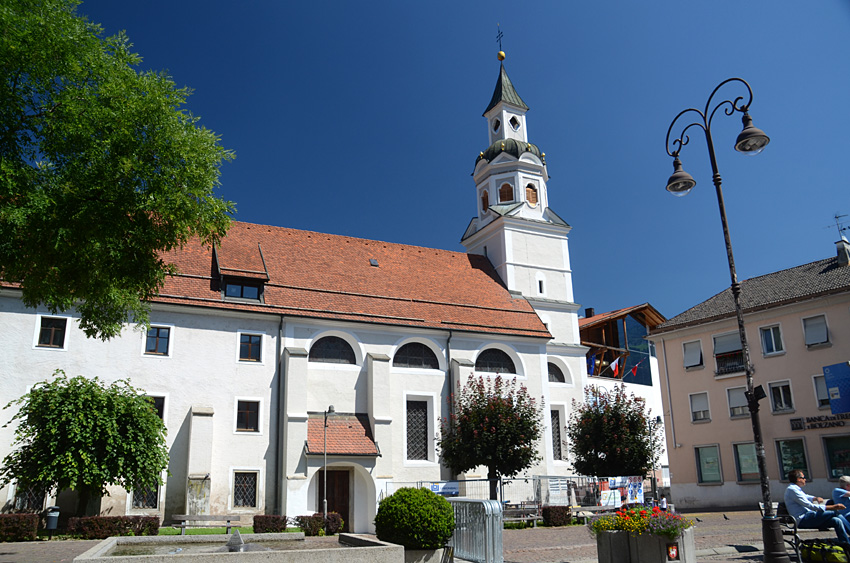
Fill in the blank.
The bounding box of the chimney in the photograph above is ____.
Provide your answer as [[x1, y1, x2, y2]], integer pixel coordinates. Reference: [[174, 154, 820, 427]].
[[837, 237, 850, 266], [585, 307, 595, 318]]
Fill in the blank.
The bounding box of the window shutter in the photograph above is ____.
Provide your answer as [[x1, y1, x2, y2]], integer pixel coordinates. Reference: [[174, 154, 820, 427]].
[[683, 341, 703, 367], [691, 393, 709, 412], [804, 316, 828, 346], [714, 333, 742, 354], [815, 376, 828, 400], [728, 388, 748, 408]]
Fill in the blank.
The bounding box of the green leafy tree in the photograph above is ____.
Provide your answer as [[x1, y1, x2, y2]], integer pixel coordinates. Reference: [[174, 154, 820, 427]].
[[566, 385, 663, 477], [0, 0, 235, 340], [0, 370, 169, 516], [438, 375, 543, 500]]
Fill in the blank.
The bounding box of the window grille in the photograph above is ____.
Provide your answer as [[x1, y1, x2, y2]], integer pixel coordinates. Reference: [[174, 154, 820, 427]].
[[394, 343, 439, 369], [475, 348, 515, 374], [407, 401, 428, 460], [234, 472, 257, 507], [132, 485, 158, 509], [309, 336, 355, 364], [14, 487, 45, 512], [551, 410, 562, 460]]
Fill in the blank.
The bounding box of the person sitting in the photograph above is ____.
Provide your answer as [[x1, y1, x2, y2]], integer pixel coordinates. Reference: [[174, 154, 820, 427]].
[[784, 469, 850, 543], [832, 475, 850, 517]]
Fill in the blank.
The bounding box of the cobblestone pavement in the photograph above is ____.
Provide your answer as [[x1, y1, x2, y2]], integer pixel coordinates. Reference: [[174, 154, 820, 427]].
[[0, 510, 823, 562]]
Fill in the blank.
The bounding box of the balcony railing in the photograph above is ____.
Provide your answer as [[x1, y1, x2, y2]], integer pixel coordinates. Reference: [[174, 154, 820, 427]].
[[715, 351, 745, 375]]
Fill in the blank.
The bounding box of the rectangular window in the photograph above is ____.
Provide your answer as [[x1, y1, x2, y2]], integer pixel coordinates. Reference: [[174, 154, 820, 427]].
[[225, 282, 261, 301], [145, 327, 170, 355], [690, 392, 710, 422], [236, 400, 260, 432], [804, 315, 829, 347], [727, 387, 748, 418], [37, 317, 67, 348], [14, 486, 45, 512], [233, 472, 258, 507], [696, 445, 722, 484], [825, 436, 850, 479], [734, 443, 759, 482], [132, 485, 159, 509], [683, 341, 703, 368], [814, 375, 831, 408], [406, 401, 428, 460], [146, 396, 165, 420], [776, 438, 808, 480], [239, 334, 262, 362], [760, 325, 784, 355], [713, 333, 744, 375], [769, 381, 794, 413], [551, 410, 563, 461]]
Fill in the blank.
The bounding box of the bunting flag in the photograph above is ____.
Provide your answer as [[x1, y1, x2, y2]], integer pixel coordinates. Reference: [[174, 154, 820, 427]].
[[626, 357, 647, 378], [587, 354, 596, 375], [611, 357, 619, 377]]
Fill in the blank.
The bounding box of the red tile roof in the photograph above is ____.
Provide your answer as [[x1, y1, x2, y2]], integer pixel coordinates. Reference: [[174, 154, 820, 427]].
[[155, 221, 549, 338], [306, 414, 379, 456]]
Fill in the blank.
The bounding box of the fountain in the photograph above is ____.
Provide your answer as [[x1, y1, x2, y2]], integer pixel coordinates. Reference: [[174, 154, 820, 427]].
[[73, 531, 403, 562]]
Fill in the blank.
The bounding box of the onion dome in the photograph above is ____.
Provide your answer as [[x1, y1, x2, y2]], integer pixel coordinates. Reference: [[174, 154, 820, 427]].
[[475, 138, 545, 167]]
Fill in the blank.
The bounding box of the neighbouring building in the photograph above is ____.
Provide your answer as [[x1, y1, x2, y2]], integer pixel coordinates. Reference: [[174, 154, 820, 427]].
[[649, 238, 850, 510], [0, 54, 589, 531], [578, 304, 671, 489]]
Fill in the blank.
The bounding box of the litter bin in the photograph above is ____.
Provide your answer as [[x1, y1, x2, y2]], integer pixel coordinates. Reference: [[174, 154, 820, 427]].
[[45, 506, 60, 539]]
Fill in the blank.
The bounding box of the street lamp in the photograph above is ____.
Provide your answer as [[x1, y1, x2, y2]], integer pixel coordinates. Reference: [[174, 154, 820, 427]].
[[323, 405, 335, 519], [664, 78, 788, 563]]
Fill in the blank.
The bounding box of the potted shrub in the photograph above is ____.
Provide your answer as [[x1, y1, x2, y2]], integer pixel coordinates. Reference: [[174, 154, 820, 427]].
[[374, 487, 455, 563], [588, 505, 695, 563]]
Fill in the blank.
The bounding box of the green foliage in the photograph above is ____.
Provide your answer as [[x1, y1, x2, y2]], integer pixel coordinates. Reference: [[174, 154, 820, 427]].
[[438, 375, 543, 499], [374, 488, 455, 550], [253, 515, 287, 533], [0, 0, 234, 340], [566, 385, 663, 477], [0, 513, 39, 541], [68, 515, 160, 539], [588, 505, 692, 541], [0, 370, 169, 515], [295, 514, 325, 536]]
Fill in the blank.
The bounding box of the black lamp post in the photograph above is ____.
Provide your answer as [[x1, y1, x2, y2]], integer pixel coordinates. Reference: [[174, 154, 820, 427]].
[[665, 78, 789, 563], [323, 405, 335, 519]]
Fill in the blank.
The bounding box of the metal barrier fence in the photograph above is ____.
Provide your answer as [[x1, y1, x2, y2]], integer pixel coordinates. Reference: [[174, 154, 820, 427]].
[[448, 498, 503, 563]]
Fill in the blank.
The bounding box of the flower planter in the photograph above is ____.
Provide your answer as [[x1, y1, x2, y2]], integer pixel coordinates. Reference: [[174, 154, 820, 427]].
[[597, 527, 694, 563]]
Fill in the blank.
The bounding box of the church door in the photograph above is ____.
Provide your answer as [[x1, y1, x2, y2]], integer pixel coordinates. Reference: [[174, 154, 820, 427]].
[[318, 469, 350, 532]]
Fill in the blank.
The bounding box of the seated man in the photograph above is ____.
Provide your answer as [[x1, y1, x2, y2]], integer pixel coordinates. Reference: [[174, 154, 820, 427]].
[[785, 469, 850, 543], [832, 475, 850, 517]]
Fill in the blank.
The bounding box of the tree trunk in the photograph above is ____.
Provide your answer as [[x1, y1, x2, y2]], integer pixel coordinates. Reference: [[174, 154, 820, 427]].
[[488, 467, 499, 501]]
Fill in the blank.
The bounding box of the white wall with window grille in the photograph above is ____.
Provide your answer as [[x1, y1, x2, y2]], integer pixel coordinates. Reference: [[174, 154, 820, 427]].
[[232, 471, 259, 509], [403, 393, 437, 464]]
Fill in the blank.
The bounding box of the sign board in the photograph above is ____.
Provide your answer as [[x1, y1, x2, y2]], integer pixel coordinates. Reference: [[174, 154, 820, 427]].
[[429, 481, 460, 497], [600, 490, 621, 508], [823, 362, 850, 415]]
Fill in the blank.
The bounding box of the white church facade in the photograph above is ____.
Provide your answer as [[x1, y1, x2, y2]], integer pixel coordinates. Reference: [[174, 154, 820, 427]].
[[1, 57, 596, 532]]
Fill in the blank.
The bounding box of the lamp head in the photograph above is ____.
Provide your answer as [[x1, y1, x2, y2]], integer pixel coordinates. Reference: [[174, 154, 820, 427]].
[[327, 405, 335, 414], [666, 157, 696, 196], [735, 112, 770, 155]]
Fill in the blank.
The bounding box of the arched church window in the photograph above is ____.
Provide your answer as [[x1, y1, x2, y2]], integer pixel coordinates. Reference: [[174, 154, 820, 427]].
[[394, 342, 439, 369], [309, 336, 356, 364], [475, 348, 516, 374], [510, 116, 521, 131], [498, 183, 513, 203], [548, 362, 565, 383], [481, 190, 489, 212], [526, 184, 538, 206]]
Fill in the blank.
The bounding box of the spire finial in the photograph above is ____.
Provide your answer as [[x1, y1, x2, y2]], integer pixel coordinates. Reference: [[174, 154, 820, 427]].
[[496, 24, 505, 61]]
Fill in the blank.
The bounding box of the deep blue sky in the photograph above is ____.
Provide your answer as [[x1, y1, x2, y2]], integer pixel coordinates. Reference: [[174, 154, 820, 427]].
[[77, 0, 850, 320]]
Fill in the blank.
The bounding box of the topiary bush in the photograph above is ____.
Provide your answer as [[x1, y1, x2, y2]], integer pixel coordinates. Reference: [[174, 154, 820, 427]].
[[374, 487, 455, 550]]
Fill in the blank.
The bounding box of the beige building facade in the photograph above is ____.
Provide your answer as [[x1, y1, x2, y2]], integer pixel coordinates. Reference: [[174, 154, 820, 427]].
[[650, 239, 850, 510]]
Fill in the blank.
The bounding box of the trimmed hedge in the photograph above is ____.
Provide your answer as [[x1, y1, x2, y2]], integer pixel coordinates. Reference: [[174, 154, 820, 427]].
[[68, 516, 160, 539], [374, 487, 455, 550], [253, 514, 287, 533], [0, 513, 38, 542], [542, 505, 572, 527], [294, 512, 343, 536]]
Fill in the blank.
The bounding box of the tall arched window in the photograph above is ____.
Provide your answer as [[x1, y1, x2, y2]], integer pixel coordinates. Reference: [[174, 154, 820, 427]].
[[498, 183, 513, 203], [393, 342, 439, 369], [309, 336, 356, 364], [548, 362, 565, 383], [475, 348, 516, 374], [481, 190, 490, 212], [526, 184, 538, 206]]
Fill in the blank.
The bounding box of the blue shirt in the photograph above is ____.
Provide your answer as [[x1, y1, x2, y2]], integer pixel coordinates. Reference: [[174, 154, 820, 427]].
[[832, 488, 850, 516], [785, 483, 824, 524]]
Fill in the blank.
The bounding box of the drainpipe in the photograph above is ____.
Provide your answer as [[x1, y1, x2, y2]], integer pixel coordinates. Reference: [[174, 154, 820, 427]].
[[660, 338, 678, 449], [274, 315, 285, 514]]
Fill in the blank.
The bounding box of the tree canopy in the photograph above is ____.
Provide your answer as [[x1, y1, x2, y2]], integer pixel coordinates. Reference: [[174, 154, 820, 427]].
[[566, 384, 663, 477], [0, 370, 169, 515], [0, 0, 234, 340], [438, 375, 543, 500]]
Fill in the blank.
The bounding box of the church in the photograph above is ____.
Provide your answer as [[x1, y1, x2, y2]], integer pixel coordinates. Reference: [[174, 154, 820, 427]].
[[0, 54, 590, 533]]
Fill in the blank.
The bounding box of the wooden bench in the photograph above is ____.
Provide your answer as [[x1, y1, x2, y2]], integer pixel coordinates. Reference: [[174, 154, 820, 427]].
[[503, 501, 543, 528], [171, 514, 241, 535]]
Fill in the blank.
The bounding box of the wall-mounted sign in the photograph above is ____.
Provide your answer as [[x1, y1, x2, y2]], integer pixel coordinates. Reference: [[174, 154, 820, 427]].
[[824, 362, 850, 415], [790, 413, 850, 431]]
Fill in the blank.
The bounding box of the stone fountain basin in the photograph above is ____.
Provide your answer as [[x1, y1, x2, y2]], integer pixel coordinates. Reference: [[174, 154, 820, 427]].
[[74, 532, 403, 563]]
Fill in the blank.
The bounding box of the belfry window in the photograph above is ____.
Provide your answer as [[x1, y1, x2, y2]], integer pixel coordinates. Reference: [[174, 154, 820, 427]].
[[492, 118, 501, 132], [526, 184, 538, 206], [481, 190, 489, 212], [498, 183, 513, 203], [509, 116, 520, 131]]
